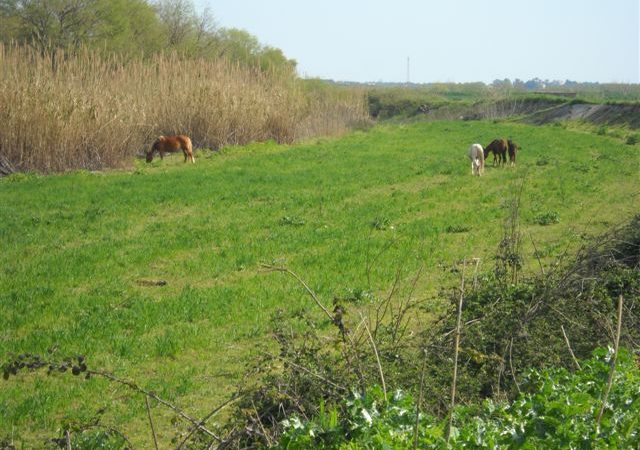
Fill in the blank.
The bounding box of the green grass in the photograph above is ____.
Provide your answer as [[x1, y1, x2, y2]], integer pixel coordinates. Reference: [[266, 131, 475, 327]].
[[1, 121, 639, 446]]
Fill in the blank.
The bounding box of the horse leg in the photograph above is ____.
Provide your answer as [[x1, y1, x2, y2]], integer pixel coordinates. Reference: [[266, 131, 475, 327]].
[[473, 158, 482, 176], [184, 142, 195, 163], [185, 150, 195, 163]]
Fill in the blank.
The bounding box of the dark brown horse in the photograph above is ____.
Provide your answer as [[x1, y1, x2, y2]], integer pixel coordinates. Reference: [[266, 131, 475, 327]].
[[146, 135, 195, 163], [484, 139, 508, 166], [507, 139, 518, 166]]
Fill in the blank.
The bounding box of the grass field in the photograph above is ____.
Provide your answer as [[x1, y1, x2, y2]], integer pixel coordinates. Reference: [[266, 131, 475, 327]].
[[1, 121, 638, 447]]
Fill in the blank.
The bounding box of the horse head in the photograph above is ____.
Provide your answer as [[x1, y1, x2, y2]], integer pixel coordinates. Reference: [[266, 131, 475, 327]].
[[146, 136, 165, 163]]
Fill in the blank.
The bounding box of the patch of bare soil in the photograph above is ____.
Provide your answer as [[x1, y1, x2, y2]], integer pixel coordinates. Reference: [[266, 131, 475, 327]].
[[523, 102, 640, 128]]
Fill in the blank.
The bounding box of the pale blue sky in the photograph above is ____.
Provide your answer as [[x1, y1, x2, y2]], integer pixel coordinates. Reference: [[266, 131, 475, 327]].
[[196, 0, 639, 84]]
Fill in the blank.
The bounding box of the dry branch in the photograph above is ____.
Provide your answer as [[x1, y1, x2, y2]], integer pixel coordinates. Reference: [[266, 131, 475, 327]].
[[260, 264, 333, 321], [414, 350, 427, 450], [261, 351, 347, 393], [88, 369, 220, 442], [360, 313, 387, 403], [595, 295, 624, 434], [145, 396, 159, 450], [446, 260, 466, 443], [561, 325, 582, 370]]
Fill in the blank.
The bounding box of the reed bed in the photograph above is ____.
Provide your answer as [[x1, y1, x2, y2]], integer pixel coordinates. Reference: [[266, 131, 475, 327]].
[[0, 44, 368, 173]]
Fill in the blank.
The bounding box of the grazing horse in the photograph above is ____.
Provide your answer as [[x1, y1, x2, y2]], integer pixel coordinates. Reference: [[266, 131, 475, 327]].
[[507, 139, 518, 166], [484, 139, 508, 166], [468, 143, 485, 176], [146, 135, 195, 163]]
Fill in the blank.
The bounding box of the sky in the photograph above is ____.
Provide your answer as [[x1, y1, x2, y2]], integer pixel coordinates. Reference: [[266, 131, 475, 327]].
[[195, 0, 640, 84]]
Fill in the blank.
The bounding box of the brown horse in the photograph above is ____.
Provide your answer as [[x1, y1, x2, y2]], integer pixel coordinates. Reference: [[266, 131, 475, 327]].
[[146, 135, 195, 163], [484, 139, 508, 166], [507, 139, 518, 166]]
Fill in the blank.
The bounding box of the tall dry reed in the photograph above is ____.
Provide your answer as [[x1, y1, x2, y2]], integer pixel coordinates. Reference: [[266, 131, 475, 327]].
[[0, 44, 368, 173]]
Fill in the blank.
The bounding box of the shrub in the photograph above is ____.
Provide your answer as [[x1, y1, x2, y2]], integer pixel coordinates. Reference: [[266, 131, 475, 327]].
[[216, 215, 640, 448], [424, 214, 640, 407]]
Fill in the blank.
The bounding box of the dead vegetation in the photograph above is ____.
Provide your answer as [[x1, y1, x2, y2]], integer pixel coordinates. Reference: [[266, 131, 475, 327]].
[[0, 44, 368, 174]]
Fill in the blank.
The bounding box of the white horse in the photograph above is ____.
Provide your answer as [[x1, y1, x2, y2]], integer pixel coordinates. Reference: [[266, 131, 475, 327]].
[[468, 143, 485, 176]]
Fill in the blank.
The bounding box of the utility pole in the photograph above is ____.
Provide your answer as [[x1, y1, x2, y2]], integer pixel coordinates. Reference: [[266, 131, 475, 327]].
[[406, 57, 410, 86]]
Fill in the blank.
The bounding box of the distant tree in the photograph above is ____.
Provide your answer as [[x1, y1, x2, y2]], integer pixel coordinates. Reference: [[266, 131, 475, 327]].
[[216, 27, 296, 74], [524, 78, 544, 90], [94, 0, 164, 56], [191, 6, 219, 57], [513, 78, 525, 90], [217, 28, 260, 64], [0, 2, 21, 42], [154, 0, 198, 49], [0, 0, 296, 73], [0, 0, 163, 56], [492, 78, 512, 89], [259, 46, 296, 74], [0, 0, 101, 53]]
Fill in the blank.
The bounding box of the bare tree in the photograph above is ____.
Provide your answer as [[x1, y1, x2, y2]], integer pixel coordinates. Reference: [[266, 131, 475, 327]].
[[154, 0, 198, 48]]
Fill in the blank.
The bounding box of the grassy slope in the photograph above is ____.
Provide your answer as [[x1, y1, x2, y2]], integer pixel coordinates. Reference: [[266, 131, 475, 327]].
[[1, 121, 638, 446]]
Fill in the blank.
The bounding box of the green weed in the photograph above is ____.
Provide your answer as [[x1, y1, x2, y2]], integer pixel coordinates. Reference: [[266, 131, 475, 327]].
[[280, 350, 640, 449], [533, 211, 560, 226]]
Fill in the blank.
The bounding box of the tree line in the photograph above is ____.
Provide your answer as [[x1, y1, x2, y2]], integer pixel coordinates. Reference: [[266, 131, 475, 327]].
[[0, 0, 296, 73]]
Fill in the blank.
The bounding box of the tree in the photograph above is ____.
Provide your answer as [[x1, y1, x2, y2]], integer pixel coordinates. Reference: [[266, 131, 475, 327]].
[[94, 0, 164, 56], [216, 28, 296, 74], [0, 0, 163, 57], [0, 0, 100, 53], [259, 46, 296, 74], [0, 0, 296, 74], [217, 28, 260, 64], [154, 0, 198, 49]]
